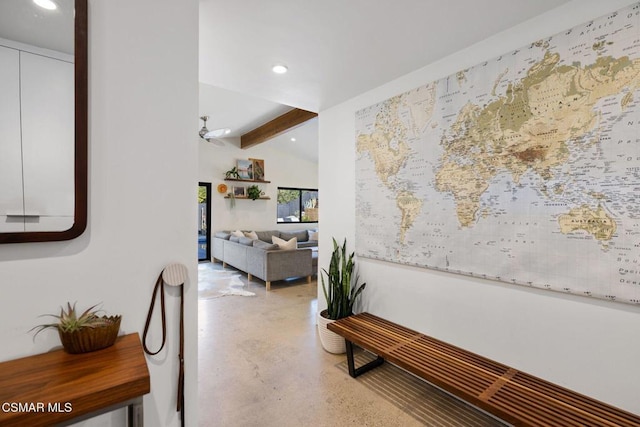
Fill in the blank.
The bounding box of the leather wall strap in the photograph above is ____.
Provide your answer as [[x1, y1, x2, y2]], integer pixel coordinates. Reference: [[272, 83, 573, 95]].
[[142, 269, 186, 426], [177, 285, 185, 423], [142, 273, 167, 355]]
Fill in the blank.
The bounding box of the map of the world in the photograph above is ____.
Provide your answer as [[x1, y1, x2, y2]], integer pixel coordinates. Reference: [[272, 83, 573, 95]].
[[355, 2, 640, 304]]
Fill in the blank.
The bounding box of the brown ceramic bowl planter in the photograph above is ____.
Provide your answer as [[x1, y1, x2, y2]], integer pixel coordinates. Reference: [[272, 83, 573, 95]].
[[58, 315, 122, 354]]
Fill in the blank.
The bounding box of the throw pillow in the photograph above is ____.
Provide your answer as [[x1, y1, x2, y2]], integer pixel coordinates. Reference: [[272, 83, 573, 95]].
[[238, 236, 254, 246], [309, 231, 319, 241], [244, 231, 259, 240], [214, 231, 231, 240], [253, 240, 279, 250], [257, 230, 278, 242], [231, 229, 244, 238], [272, 235, 297, 250]]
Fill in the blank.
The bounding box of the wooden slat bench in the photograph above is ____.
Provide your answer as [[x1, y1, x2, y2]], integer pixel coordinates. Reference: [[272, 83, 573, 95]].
[[327, 312, 640, 427]]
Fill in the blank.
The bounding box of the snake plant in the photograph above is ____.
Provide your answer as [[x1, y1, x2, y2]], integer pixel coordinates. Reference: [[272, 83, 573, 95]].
[[321, 238, 366, 320]]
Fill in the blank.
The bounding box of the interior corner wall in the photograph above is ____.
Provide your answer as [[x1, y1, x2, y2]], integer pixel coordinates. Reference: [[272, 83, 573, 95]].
[[319, 0, 640, 415], [198, 117, 319, 233], [0, 0, 199, 426]]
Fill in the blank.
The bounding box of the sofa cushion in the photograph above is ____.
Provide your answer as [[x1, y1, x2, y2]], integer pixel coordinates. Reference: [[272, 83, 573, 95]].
[[238, 236, 254, 246], [281, 230, 308, 242], [231, 229, 244, 238], [256, 230, 279, 243], [244, 230, 259, 240], [253, 240, 279, 250], [229, 236, 241, 243], [214, 231, 231, 240], [272, 235, 297, 250], [298, 241, 317, 248]]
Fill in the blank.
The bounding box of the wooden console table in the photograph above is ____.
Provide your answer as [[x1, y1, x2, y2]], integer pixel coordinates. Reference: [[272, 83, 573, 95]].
[[0, 333, 150, 426]]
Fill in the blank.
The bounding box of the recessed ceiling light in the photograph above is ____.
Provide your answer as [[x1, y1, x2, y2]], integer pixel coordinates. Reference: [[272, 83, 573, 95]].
[[290, 137, 296, 142], [272, 64, 288, 74], [34, 0, 57, 10]]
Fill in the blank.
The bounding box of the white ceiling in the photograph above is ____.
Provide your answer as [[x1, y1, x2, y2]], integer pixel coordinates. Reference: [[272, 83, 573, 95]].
[[0, 0, 74, 54], [199, 82, 318, 162], [199, 0, 573, 161]]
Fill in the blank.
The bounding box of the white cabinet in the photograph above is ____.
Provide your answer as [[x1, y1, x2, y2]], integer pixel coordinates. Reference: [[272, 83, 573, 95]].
[[21, 51, 74, 231], [0, 46, 24, 232], [0, 44, 74, 232]]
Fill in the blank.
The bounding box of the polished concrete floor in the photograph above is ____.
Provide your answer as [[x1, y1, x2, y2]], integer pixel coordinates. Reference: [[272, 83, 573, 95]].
[[197, 262, 506, 427]]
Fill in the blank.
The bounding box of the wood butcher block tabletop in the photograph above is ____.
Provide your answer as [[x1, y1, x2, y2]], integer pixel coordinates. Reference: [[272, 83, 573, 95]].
[[0, 333, 150, 427]]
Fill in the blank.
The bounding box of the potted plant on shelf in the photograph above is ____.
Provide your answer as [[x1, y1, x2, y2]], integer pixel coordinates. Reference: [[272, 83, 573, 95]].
[[247, 184, 263, 200], [31, 302, 121, 354], [227, 191, 236, 208], [318, 238, 366, 353], [225, 166, 240, 179]]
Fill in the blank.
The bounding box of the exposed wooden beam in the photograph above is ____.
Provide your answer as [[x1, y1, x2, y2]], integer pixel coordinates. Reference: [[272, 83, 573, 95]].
[[241, 108, 318, 149]]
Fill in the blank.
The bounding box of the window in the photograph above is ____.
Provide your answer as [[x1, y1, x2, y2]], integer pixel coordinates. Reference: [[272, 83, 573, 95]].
[[277, 187, 318, 223]]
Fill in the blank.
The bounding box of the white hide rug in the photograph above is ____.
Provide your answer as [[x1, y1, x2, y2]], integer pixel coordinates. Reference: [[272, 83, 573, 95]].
[[198, 267, 256, 299]]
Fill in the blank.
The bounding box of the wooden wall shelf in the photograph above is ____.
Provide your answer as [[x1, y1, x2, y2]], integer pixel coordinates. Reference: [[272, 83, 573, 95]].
[[224, 178, 271, 183], [224, 196, 271, 200]]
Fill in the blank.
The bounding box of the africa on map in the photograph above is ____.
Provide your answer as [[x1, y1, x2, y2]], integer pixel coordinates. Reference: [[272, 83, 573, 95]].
[[355, 3, 640, 304]]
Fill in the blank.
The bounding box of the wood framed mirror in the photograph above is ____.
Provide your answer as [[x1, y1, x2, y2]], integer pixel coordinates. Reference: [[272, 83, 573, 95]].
[[0, 0, 87, 244]]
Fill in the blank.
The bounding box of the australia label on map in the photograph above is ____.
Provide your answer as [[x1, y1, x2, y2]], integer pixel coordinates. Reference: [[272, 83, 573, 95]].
[[355, 2, 640, 304]]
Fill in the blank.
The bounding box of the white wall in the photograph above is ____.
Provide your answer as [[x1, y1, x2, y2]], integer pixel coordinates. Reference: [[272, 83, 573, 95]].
[[319, 0, 640, 415], [0, 0, 199, 426], [198, 94, 318, 233]]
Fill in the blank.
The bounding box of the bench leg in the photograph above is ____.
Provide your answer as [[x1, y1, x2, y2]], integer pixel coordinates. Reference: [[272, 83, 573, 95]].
[[346, 340, 384, 378]]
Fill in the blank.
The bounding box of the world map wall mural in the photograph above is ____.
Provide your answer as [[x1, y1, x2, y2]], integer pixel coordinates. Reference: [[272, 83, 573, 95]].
[[355, 2, 640, 304]]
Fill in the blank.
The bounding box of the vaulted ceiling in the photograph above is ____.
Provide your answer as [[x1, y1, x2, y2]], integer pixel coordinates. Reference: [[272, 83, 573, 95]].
[[198, 0, 573, 157]]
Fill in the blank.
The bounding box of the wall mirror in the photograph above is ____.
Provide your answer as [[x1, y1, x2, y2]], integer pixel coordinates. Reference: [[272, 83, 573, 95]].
[[0, 0, 87, 243]]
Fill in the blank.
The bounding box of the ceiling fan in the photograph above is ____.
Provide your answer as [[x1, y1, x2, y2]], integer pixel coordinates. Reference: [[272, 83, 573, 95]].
[[199, 116, 230, 147]]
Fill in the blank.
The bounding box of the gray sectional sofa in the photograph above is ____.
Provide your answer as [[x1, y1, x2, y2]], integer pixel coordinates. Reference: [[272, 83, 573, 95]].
[[212, 229, 318, 291]]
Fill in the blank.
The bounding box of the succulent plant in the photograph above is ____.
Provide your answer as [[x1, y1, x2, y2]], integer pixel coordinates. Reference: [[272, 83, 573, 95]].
[[31, 302, 110, 337]]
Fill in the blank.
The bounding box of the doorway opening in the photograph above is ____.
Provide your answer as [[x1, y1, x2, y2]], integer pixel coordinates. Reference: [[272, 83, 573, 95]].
[[198, 182, 212, 261]]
